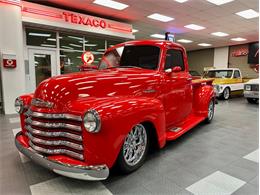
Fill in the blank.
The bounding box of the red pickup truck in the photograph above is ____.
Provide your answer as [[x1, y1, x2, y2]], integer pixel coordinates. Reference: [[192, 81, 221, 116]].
[[14, 40, 215, 181]]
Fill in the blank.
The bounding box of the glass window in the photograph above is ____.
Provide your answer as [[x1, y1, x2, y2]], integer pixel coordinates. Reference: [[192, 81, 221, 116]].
[[59, 33, 83, 51], [205, 70, 233, 78], [165, 49, 185, 70], [60, 51, 83, 74], [234, 70, 241, 78], [99, 45, 160, 70], [26, 28, 57, 48], [85, 37, 105, 66]]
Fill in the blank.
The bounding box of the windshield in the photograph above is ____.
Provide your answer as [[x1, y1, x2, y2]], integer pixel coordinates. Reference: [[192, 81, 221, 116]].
[[204, 70, 233, 78], [98, 45, 160, 70]]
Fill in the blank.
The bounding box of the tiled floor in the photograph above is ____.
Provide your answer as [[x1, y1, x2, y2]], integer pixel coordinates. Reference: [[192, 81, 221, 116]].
[[0, 98, 258, 195]]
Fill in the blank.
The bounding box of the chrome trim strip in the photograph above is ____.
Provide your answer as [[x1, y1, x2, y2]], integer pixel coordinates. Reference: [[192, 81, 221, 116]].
[[25, 117, 81, 132], [27, 132, 83, 151], [25, 110, 82, 121], [15, 132, 109, 181], [25, 125, 82, 141], [28, 140, 84, 160]]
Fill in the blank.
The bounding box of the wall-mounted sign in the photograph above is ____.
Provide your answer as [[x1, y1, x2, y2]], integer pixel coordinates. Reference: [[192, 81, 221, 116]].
[[248, 42, 259, 64], [2, 54, 16, 68], [231, 48, 248, 57], [82, 51, 94, 65]]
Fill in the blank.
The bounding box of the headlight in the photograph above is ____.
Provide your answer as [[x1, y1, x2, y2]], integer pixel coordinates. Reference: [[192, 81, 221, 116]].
[[245, 85, 251, 91], [14, 97, 24, 113], [83, 110, 101, 133]]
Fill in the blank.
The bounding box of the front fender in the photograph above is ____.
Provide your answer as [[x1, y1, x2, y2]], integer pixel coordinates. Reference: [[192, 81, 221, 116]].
[[71, 97, 165, 168]]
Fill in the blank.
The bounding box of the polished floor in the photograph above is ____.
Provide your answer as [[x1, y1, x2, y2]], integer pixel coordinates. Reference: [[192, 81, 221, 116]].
[[0, 98, 258, 195]]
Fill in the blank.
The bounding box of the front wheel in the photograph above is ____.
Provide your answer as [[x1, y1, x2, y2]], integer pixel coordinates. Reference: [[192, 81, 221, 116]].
[[117, 124, 149, 173], [205, 99, 215, 123], [221, 87, 230, 100]]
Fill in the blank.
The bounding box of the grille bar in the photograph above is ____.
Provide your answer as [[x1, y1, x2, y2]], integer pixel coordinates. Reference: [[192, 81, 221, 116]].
[[25, 125, 82, 141], [25, 117, 81, 132], [27, 132, 83, 151], [29, 141, 84, 160]]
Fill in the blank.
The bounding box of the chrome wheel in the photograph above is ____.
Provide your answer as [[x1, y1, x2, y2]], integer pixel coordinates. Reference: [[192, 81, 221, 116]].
[[208, 100, 214, 121], [123, 124, 147, 167], [223, 88, 230, 100]]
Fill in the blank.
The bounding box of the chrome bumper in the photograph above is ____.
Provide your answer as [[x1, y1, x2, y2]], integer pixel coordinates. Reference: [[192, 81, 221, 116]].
[[15, 132, 109, 181], [244, 91, 259, 99]]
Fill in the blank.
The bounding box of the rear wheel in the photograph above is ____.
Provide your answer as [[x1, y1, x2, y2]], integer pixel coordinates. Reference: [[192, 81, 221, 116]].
[[205, 99, 215, 123], [222, 87, 230, 100], [117, 124, 149, 173], [247, 98, 258, 104]]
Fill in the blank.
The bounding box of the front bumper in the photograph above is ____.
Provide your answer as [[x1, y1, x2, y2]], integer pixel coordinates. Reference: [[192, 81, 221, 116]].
[[244, 91, 259, 99], [15, 132, 109, 180]]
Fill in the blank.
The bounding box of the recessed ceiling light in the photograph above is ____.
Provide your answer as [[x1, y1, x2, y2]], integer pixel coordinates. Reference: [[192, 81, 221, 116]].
[[207, 0, 234, 5], [93, 0, 129, 10], [198, 43, 212, 47], [211, 32, 229, 37], [85, 44, 98, 47], [174, 0, 189, 3], [132, 29, 139, 33], [68, 36, 83, 40], [47, 38, 56, 41], [147, 13, 174, 22], [150, 34, 165, 39], [29, 33, 51, 37], [69, 43, 82, 48], [236, 9, 259, 19], [61, 46, 74, 50], [184, 24, 205, 30], [41, 44, 56, 47], [231, 37, 247, 41], [177, 39, 193, 43]]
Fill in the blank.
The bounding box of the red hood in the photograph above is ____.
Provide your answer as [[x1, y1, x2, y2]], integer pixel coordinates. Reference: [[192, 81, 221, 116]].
[[33, 68, 160, 111]]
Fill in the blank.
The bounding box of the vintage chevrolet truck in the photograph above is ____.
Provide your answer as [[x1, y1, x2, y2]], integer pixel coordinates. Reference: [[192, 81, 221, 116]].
[[14, 40, 215, 181]]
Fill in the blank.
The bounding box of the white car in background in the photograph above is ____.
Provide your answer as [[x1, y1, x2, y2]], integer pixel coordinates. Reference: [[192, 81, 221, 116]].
[[244, 78, 259, 104]]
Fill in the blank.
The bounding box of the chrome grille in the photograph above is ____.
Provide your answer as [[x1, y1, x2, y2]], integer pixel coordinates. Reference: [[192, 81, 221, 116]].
[[25, 109, 84, 160]]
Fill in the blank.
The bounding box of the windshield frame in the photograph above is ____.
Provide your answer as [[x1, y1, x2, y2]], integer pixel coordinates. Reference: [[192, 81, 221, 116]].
[[98, 44, 162, 71]]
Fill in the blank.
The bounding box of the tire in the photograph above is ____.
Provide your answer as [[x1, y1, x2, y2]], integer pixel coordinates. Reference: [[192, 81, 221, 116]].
[[221, 87, 230, 100], [247, 98, 258, 104], [117, 124, 149, 173], [205, 99, 215, 123]]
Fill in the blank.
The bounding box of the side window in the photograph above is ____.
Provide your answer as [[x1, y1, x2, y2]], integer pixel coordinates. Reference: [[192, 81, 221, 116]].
[[165, 49, 185, 70], [233, 70, 241, 78]]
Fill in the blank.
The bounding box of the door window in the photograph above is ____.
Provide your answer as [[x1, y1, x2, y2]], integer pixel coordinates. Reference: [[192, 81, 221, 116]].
[[34, 53, 52, 86], [165, 49, 185, 70], [233, 70, 241, 78]]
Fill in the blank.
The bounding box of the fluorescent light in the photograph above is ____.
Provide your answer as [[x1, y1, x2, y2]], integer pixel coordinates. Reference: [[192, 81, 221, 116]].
[[93, 0, 129, 10], [61, 46, 74, 50], [211, 32, 229, 37], [175, 0, 189, 3], [147, 13, 174, 22], [47, 38, 56, 41], [85, 44, 97, 47], [177, 39, 193, 43], [34, 54, 46, 58], [29, 33, 51, 37], [60, 55, 67, 57], [41, 44, 56, 47], [236, 9, 259, 19], [68, 36, 83, 40], [207, 0, 234, 5], [132, 29, 139, 33], [184, 24, 205, 30], [97, 49, 106, 51], [198, 43, 212, 47], [231, 37, 247, 41], [69, 43, 82, 48], [150, 34, 165, 39]]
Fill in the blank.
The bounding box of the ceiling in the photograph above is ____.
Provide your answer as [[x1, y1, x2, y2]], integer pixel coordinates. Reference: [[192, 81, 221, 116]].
[[26, 0, 259, 51]]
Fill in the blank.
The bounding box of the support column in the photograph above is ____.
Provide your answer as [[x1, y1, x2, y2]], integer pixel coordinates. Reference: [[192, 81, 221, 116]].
[[0, 0, 26, 114], [213, 47, 229, 69]]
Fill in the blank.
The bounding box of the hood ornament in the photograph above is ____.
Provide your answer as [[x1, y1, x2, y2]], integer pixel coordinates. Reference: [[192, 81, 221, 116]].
[[31, 98, 54, 108]]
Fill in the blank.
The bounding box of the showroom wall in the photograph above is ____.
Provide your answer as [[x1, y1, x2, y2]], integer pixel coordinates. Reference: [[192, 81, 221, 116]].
[[187, 49, 214, 74], [229, 44, 258, 78]]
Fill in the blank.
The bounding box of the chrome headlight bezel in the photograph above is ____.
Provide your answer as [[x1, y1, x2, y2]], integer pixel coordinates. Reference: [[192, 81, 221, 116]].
[[245, 84, 251, 91], [83, 109, 101, 133], [14, 97, 24, 114]]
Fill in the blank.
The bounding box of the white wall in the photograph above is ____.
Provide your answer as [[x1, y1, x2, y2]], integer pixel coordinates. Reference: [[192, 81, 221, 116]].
[[213, 47, 229, 69], [0, 3, 26, 114]]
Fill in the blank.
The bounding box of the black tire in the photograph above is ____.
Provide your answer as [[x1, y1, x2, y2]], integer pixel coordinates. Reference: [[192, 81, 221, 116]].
[[205, 99, 215, 123], [247, 98, 258, 104], [221, 87, 230, 100], [116, 124, 149, 173]]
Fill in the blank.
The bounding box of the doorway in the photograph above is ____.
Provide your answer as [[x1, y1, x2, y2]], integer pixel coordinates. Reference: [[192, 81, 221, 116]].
[[28, 49, 58, 92]]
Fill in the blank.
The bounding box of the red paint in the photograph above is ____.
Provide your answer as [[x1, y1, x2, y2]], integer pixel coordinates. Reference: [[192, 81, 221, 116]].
[[22, 7, 63, 19], [232, 48, 249, 57], [15, 40, 214, 173], [3, 58, 16, 68], [81, 51, 94, 65]]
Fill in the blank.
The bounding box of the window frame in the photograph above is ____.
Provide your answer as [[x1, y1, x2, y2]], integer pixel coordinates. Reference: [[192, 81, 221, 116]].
[[164, 48, 186, 71], [233, 70, 241, 79]]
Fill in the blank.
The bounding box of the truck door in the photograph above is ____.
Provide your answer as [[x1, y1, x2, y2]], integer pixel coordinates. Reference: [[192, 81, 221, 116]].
[[163, 48, 193, 128]]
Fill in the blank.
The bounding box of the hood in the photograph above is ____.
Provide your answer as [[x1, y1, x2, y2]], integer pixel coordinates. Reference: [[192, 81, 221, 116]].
[[246, 78, 259, 84], [33, 68, 160, 111]]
